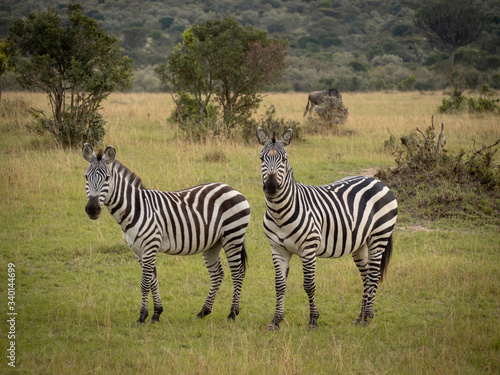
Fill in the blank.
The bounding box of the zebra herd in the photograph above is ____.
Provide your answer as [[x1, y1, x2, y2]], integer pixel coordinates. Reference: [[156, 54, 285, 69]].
[[82, 127, 397, 330]]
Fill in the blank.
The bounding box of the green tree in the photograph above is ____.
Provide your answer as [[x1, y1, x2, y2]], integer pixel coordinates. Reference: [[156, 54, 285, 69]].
[[8, 3, 134, 147], [155, 16, 288, 132], [159, 17, 174, 30], [122, 27, 149, 49], [415, 0, 486, 65], [0, 39, 16, 101]]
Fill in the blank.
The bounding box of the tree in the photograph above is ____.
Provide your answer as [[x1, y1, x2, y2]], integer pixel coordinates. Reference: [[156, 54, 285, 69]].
[[8, 3, 134, 147], [155, 16, 288, 132], [122, 27, 149, 49], [415, 0, 487, 65], [0, 40, 16, 101], [159, 17, 174, 30]]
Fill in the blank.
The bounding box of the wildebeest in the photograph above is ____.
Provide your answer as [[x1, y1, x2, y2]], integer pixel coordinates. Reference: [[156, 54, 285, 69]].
[[303, 88, 342, 116]]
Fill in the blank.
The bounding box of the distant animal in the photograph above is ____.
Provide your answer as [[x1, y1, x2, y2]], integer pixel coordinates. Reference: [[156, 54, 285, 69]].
[[256, 128, 398, 330], [303, 88, 342, 116], [82, 144, 250, 325]]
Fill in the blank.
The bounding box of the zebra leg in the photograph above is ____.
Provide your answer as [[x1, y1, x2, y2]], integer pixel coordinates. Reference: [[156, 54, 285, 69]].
[[150, 266, 164, 324], [353, 242, 383, 326], [301, 250, 320, 330], [268, 247, 292, 331], [197, 244, 224, 319], [136, 248, 159, 326], [225, 243, 247, 321]]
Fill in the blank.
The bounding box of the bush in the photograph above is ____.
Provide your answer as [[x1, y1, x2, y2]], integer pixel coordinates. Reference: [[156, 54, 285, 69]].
[[396, 75, 417, 91], [438, 84, 500, 114], [167, 93, 221, 141], [376, 118, 500, 222], [314, 95, 349, 124], [29, 109, 106, 147]]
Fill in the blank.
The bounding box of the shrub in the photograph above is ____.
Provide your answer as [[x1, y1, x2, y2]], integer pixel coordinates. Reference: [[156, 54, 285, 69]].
[[314, 95, 348, 124], [396, 75, 417, 91], [438, 84, 500, 114], [376, 118, 499, 222], [29, 109, 106, 147], [167, 93, 221, 141]]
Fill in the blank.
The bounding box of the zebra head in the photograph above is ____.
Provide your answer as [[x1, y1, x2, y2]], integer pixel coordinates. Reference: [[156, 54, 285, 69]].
[[82, 143, 116, 220], [256, 127, 293, 198]]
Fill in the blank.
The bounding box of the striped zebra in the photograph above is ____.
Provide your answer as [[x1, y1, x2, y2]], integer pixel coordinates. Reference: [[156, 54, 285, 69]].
[[256, 128, 398, 330], [82, 144, 250, 325]]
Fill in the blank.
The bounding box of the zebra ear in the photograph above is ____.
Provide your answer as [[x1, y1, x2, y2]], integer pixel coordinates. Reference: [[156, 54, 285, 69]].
[[103, 146, 116, 164], [256, 127, 269, 145], [82, 143, 96, 163], [281, 129, 293, 146]]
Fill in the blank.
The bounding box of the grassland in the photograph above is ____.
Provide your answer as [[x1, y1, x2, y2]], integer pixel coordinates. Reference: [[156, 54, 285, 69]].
[[1, 91, 499, 374]]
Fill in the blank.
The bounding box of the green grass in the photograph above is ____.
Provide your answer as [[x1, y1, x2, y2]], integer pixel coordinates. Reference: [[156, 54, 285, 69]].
[[1, 92, 499, 374]]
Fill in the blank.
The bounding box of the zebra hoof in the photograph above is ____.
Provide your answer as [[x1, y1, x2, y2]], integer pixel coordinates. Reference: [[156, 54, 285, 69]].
[[150, 315, 160, 324], [308, 319, 319, 331], [227, 306, 239, 321], [135, 320, 146, 327], [354, 313, 373, 326], [196, 308, 211, 319], [267, 322, 280, 331]]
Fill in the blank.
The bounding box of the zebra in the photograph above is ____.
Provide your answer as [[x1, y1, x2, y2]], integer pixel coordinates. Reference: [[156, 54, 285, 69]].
[[82, 143, 251, 325], [256, 128, 398, 330]]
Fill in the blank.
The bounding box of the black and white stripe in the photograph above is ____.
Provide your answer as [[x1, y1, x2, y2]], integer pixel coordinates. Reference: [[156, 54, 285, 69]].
[[256, 128, 398, 330], [82, 144, 250, 325]]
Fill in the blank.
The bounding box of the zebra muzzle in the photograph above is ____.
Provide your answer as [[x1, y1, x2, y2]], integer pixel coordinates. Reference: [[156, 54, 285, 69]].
[[263, 173, 279, 196], [85, 196, 102, 220]]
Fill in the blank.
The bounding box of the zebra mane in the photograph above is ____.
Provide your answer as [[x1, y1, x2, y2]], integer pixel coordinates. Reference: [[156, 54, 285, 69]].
[[96, 148, 104, 161], [112, 159, 145, 189]]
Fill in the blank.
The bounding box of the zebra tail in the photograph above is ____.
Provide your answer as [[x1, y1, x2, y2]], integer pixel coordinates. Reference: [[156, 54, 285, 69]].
[[379, 234, 393, 282], [241, 242, 248, 272]]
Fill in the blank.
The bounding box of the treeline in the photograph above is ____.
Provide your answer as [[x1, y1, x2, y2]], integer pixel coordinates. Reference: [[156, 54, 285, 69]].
[[1, 0, 499, 92]]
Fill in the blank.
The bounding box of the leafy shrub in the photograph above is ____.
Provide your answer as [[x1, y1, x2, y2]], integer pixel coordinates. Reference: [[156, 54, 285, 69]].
[[438, 84, 500, 114], [29, 110, 106, 147], [376, 118, 500, 222], [167, 93, 221, 141], [396, 75, 417, 91]]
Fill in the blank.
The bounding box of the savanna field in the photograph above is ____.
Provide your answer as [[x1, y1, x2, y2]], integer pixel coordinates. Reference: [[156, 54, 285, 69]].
[[1, 91, 499, 374]]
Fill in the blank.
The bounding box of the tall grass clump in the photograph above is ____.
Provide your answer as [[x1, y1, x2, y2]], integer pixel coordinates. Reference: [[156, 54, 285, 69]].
[[376, 117, 499, 223]]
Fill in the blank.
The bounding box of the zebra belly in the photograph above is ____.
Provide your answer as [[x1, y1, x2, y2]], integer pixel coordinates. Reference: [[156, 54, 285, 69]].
[[264, 219, 358, 259], [157, 235, 215, 256]]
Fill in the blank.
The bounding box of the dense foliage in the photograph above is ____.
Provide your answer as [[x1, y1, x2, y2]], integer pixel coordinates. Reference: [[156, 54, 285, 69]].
[[7, 3, 134, 147], [0, 0, 498, 92]]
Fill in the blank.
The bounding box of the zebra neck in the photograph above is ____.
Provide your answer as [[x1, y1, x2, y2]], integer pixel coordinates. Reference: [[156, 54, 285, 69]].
[[265, 175, 297, 220], [105, 166, 143, 226]]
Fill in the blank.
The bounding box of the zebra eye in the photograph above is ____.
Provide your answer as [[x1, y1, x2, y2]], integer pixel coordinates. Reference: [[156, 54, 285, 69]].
[[105, 175, 110, 182]]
